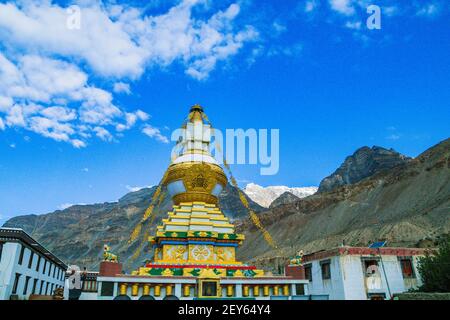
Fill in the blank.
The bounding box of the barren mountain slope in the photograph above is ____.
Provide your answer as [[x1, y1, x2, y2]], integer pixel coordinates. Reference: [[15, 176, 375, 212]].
[[236, 138, 450, 271]]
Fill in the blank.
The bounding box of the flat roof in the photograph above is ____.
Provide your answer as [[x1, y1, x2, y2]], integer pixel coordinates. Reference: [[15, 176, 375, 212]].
[[302, 246, 434, 263], [0, 227, 67, 270]]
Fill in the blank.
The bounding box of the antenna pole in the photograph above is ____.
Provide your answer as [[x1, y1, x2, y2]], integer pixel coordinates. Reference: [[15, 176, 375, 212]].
[[378, 248, 392, 299]]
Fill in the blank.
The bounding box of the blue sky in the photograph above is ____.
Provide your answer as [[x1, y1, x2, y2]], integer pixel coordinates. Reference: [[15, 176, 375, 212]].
[[0, 0, 449, 221]]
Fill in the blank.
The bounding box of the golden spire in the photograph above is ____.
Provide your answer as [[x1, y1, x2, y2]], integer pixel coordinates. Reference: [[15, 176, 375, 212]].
[[163, 105, 227, 205]]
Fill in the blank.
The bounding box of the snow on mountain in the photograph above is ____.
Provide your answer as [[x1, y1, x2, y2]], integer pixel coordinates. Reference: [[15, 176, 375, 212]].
[[243, 183, 318, 208]]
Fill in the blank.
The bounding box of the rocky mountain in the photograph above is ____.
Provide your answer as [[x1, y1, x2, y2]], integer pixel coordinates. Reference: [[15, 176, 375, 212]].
[[318, 146, 411, 193], [269, 192, 300, 209], [2, 184, 262, 272], [236, 138, 450, 272], [243, 183, 318, 207]]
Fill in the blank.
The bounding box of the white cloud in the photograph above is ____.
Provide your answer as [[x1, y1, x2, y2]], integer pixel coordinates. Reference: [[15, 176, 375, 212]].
[[329, 0, 355, 16], [386, 134, 400, 141], [82, 167, 89, 172], [113, 82, 131, 95], [40, 106, 77, 122], [142, 124, 169, 143], [116, 110, 150, 132], [305, 0, 319, 13], [0, 52, 150, 147], [0, 1, 256, 80], [135, 110, 150, 121], [416, 3, 440, 17], [28, 115, 75, 142], [93, 126, 113, 141], [268, 42, 303, 57], [71, 139, 86, 148], [345, 21, 361, 30], [0, 1, 257, 146], [10, 143, 16, 148], [0, 2, 147, 79], [0, 96, 13, 111], [272, 22, 287, 34], [383, 6, 399, 17]]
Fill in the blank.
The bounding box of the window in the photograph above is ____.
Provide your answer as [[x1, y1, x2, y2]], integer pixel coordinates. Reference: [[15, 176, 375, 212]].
[[18, 245, 25, 265], [400, 258, 416, 279], [50, 283, 54, 295], [12, 273, 21, 294], [53, 265, 56, 278], [23, 276, 31, 295], [43, 260, 47, 274], [32, 279, 38, 294], [39, 280, 44, 295], [295, 284, 305, 295], [48, 263, 52, 276], [100, 282, 114, 296], [28, 252, 34, 269], [36, 256, 41, 272], [304, 264, 312, 281], [45, 282, 49, 295], [320, 260, 331, 280], [201, 281, 218, 297], [0, 242, 3, 263]]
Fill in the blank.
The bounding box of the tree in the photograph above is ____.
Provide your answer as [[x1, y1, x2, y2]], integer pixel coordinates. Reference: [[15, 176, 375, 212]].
[[417, 236, 450, 292]]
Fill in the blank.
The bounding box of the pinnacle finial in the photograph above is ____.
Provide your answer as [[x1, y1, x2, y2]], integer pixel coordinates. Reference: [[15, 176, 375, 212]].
[[190, 104, 204, 113]]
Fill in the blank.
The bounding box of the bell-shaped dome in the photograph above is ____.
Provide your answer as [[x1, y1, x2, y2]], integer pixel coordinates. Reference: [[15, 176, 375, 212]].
[[163, 105, 227, 205]]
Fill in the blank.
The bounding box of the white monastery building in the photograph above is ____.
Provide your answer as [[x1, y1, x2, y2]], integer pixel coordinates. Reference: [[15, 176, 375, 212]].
[[0, 228, 67, 300], [301, 246, 428, 300]]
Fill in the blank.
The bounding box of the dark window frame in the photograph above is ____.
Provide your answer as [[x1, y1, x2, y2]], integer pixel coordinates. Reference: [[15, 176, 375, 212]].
[[18, 245, 25, 265], [35, 256, 41, 272], [304, 263, 312, 282], [32, 278, 38, 294], [320, 260, 331, 280], [100, 281, 115, 296], [201, 281, 218, 297], [12, 273, 21, 294], [42, 260, 47, 275], [28, 251, 34, 269], [23, 276, 31, 295], [39, 280, 44, 295], [295, 283, 305, 295], [399, 257, 416, 279], [0, 242, 3, 263]]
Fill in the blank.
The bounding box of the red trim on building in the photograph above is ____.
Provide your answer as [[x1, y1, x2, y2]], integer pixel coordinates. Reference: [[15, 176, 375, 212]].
[[302, 246, 433, 263]]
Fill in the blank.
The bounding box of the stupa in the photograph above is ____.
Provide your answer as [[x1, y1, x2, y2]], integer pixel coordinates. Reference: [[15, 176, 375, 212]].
[[95, 105, 308, 300]]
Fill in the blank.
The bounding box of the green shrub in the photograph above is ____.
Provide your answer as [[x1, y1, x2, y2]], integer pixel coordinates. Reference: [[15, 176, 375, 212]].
[[417, 236, 450, 292]]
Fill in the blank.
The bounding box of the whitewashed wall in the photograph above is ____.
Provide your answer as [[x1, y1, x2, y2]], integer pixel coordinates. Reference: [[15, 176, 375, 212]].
[[0, 242, 65, 300]]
